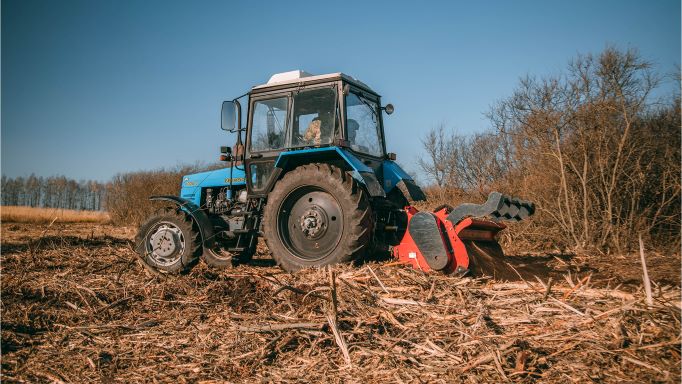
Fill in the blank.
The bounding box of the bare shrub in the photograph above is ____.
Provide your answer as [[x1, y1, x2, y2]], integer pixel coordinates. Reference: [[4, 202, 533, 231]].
[[105, 163, 222, 226], [420, 47, 681, 254]]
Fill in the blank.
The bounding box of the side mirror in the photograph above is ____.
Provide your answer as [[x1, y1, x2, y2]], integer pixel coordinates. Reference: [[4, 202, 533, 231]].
[[382, 103, 394, 115], [221, 100, 241, 132]]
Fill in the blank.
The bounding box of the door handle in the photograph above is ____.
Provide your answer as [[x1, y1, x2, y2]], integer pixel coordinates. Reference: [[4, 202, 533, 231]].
[[250, 154, 263, 159]]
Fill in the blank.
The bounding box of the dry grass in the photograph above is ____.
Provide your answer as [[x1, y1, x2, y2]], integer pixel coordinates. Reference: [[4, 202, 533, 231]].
[[1, 223, 679, 383], [0, 206, 109, 224]]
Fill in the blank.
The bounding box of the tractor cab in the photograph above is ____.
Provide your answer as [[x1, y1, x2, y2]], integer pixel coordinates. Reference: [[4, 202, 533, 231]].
[[222, 71, 394, 197]]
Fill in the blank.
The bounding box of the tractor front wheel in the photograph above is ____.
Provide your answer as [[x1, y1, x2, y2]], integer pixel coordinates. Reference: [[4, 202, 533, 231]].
[[263, 164, 373, 272], [134, 208, 201, 274]]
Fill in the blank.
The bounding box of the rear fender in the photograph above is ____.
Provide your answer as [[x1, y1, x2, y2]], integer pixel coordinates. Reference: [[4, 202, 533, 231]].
[[274, 147, 385, 197], [382, 160, 426, 203], [149, 195, 215, 250]]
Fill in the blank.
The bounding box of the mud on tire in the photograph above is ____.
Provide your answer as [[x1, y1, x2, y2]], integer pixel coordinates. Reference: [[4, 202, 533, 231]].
[[262, 163, 373, 272], [134, 207, 202, 274]]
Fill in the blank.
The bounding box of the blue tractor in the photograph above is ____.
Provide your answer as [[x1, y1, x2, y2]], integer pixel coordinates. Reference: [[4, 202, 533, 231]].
[[135, 71, 424, 273], [135, 71, 534, 276]]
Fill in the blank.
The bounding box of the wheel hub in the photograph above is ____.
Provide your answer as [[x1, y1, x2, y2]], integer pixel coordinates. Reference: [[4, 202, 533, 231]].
[[299, 207, 327, 239], [148, 224, 185, 265], [279, 189, 344, 260]]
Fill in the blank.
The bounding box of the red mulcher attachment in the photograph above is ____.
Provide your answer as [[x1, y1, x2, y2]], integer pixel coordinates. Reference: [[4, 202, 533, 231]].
[[392, 192, 535, 278]]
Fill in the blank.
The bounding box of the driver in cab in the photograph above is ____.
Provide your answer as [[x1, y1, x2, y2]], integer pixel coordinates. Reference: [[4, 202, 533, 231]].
[[303, 111, 333, 146]]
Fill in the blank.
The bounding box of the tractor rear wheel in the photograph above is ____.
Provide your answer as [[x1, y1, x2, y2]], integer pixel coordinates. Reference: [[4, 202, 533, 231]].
[[263, 164, 373, 272], [135, 208, 202, 274]]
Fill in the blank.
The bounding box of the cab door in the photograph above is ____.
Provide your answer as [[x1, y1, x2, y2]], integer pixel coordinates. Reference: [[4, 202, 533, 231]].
[[245, 84, 339, 197], [245, 93, 290, 197]]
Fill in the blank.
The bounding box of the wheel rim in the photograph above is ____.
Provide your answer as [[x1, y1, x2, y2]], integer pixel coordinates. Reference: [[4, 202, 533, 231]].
[[277, 187, 344, 261], [145, 221, 186, 267]]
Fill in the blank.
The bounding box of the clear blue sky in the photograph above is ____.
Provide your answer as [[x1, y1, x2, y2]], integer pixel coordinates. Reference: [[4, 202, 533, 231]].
[[2, 0, 680, 182]]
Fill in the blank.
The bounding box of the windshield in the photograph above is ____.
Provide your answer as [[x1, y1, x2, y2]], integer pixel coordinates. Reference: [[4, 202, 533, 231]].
[[345, 92, 383, 157]]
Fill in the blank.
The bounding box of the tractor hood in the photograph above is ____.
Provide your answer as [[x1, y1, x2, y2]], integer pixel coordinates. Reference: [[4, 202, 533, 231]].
[[180, 167, 246, 205]]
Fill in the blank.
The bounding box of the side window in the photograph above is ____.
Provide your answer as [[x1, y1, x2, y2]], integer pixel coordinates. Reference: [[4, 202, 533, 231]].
[[291, 87, 338, 147], [250, 162, 275, 191], [345, 92, 383, 157], [251, 97, 288, 152]]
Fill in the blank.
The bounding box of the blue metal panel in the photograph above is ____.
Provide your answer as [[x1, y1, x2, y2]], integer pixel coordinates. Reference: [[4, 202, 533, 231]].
[[274, 147, 373, 174], [273, 147, 385, 197], [179, 167, 246, 206], [381, 160, 414, 193]]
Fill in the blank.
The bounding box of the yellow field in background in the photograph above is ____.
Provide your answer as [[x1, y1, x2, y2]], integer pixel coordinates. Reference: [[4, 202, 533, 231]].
[[1, 206, 110, 224]]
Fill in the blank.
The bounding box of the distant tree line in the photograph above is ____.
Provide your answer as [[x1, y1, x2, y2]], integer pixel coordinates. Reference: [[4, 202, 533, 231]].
[[1, 174, 106, 211], [420, 47, 680, 253], [1, 162, 221, 222]]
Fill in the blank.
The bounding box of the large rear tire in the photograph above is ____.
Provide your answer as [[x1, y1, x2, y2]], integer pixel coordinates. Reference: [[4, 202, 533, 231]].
[[135, 208, 202, 274], [262, 164, 373, 272]]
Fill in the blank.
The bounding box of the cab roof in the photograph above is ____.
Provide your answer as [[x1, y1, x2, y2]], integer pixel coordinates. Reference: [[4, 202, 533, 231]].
[[251, 70, 378, 95]]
